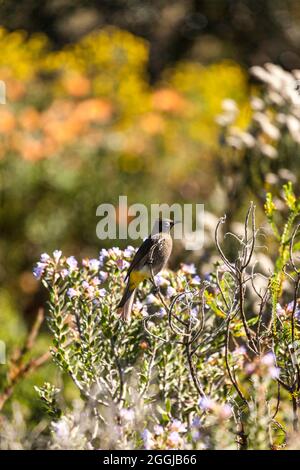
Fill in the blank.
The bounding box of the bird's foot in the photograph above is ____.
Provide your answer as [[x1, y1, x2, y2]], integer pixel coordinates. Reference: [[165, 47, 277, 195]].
[[152, 285, 160, 295]]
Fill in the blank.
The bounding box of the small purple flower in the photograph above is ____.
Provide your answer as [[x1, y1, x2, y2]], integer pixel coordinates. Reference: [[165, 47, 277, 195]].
[[198, 396, 214, 411], [191, 275, 201, 285], [99, 271, 108, 282], [155, 274, 169, 287], [146, 294, 158, 305], [89, 259, 100, 271], [98, 288, 107, 297], [40, 253, 51, 263], [287, 301, 295, 313], [191, 429, 200, 441], [120, 408, 135, 422], [192, 416, 201, 427], [269, 366, 280, 379], [276, 303, 285, 316], [135, 299, 148, 316], [261, 352, 275, 366], [109, 247, 122, 257], [166, 286, 176, 298], [219, 404, 232, 419], [124, 246, 135, 258], [245, 363, 256, 375], [60, 269, 69, 279], [190, 307, 199, 322], [141, 429, 154, 450], [67, 288, 79, 298], [157, 307, 166, 318], [153, 424, 163, 435], [170, 419, 187, 433], [33, 262, 46, 279], [286, 301, 300, 320], [66, 256, 78, 271], [99, 248, 109, 265], [116, 258, 129, 270], [53, 250, 62, 263], [232, 346, 246, 356], [168, 431, 180, 446], [181, 263, 196, 275]]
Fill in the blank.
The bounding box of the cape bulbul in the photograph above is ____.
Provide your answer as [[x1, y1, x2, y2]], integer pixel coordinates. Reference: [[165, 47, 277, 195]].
[[117, 218, 176, 321]]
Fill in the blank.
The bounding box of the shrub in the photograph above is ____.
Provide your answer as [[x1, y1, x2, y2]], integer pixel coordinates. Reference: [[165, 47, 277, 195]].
[[7, 184, 297, 450]]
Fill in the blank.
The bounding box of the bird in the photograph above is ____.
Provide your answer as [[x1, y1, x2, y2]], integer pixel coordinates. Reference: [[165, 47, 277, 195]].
[[117, 218, 176, 322]]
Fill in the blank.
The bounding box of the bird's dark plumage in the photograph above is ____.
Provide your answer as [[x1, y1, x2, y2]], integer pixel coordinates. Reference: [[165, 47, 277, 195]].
[[117, 219, 175, 321]]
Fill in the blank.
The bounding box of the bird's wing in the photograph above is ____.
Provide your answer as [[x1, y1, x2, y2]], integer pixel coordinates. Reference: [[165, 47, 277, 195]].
[[125, 236, 156, 280]]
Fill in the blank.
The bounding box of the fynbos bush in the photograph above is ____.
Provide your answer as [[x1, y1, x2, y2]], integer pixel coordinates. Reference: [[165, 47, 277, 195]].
[[24, 184, 300, 449]]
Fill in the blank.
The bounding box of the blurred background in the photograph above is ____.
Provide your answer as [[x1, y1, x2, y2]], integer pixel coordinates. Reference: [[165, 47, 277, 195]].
[[1, 0, 300, 423]]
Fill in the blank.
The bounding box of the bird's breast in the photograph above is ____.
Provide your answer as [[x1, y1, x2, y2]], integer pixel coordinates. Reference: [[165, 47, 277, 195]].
[[149, 234, 173, 275]]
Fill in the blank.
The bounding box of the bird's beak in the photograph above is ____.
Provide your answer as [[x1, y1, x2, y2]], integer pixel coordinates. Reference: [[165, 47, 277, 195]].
[[171, 220, 180, 228]]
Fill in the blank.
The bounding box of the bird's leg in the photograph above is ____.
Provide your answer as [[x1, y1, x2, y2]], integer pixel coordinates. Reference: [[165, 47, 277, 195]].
[[148, 246, 160, 294], [150, 278, 160, 295]]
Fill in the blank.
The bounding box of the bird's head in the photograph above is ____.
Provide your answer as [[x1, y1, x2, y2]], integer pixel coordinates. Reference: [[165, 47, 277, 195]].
[[152, 218, 177, 234]]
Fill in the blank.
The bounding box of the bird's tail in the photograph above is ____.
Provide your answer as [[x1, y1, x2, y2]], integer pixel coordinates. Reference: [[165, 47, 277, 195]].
[[117, 281, 136, 322]]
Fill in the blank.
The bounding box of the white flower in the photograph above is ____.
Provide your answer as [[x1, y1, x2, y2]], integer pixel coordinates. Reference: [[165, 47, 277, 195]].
[[145, 294, 159, 305], [269, 366, 280, 379], [53, 250, 62, 262], [109, 247, 122, 257], [250, 97, 264, 111], [261, 352, 275, 366], [88, 259, 100, 271], [167, 431, 180, 447], [215, 114, 234, 127], [52, 417, 70, 440], [155, 274, 170, 287], [226, 135, 244, 150], [153, 424, 164, 435], [253, 113, 280, 140], [66, 256, 78, 271], [222, 99, 238, 113], [198, 396, 215, 411], [40, 253, 51, 263], [120, 408, 135, 422], [166, 286, 176, 298], [67, 288, 79, 298], [286, 115, 300, 143], [260, 143, 278, 159], [124, 246, 135, 258], [239, 131, 256, 148], [265, 173, 278, 185], [180, 263, 196, 274], [142, 429, 154, 450], [169, 419, 187, 433], [218, 404, 232, 419]]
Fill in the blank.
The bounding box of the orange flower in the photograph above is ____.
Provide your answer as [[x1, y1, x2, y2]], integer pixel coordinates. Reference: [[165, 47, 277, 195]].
[[19, 107, 40, 131], [0, 108, 16, 133], [139, 341, 149, 350], [74, 98, 113, 123], [62, 73, 91, 97], [140, 113, 165, 135], [21, 136, 45, 161], [7, 79, 26, 102], [152, 88, 187, 114]]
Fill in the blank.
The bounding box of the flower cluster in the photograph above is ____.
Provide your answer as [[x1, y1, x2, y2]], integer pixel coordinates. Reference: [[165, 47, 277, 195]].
[[30, 194, 300, 450], [142, 419, 187, 450]]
